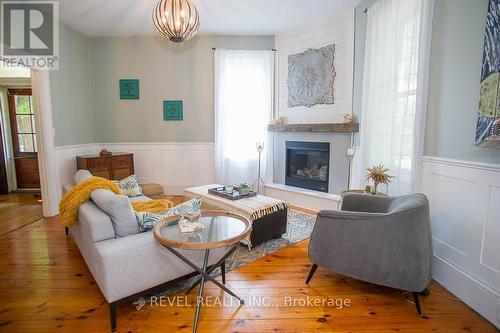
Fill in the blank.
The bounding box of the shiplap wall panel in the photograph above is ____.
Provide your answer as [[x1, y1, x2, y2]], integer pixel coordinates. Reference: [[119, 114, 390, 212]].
[[275, 9, 355, 124]]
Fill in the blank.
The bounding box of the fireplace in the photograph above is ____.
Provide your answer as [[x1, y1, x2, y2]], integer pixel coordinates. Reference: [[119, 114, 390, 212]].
[[285, 141, 330, 193]]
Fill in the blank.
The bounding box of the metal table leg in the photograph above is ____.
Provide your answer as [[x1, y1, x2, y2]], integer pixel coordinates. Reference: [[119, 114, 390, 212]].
[[193, 249, 210, 333], [165, 246, 244, 333], [185, 243, 238, 295]]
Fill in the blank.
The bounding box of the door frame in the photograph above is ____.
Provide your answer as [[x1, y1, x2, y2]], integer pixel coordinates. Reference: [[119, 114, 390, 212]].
[[7, 87, 40, 190], [30, 70, 60, 217]]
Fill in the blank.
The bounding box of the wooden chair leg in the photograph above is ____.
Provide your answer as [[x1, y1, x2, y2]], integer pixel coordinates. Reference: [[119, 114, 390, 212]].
[[65, 227, 68, 235], [305, 264, 318, 284], [221, 261, 226, 284], [413, 292, 422, 315], [109, 302, 117, 331]]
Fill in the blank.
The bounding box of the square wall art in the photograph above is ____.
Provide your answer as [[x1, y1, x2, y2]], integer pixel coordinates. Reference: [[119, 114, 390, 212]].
[[163, 100, 183, 121], [119, 79, 139, 99]]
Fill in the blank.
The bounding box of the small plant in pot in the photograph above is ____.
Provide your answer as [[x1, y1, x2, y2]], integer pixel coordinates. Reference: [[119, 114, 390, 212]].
[[239, 183, 251, 195], [365, 164, 393, 194]]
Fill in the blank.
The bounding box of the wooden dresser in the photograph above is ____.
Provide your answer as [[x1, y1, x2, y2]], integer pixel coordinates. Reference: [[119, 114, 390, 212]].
[[76, 153, 134, 180]]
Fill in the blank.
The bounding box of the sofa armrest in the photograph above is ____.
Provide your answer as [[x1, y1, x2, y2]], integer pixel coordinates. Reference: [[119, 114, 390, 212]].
[[76, 201, 116, 242]]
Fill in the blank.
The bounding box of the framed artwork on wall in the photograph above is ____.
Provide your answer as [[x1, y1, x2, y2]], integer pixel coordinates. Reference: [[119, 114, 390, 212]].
[[119, 79, 139, 99], [163, 100, 183, 121], [287, 44, 336, 108], [475, 0, 499, 147]]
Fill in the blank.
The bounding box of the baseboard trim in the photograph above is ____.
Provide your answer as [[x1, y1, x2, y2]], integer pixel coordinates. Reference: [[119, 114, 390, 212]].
[[432, 252, 500, 328]]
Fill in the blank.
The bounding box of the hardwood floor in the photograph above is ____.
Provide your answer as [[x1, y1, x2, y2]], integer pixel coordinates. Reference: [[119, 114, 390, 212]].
[[0, 192, 43, 236], [0, 199, 497, 332]]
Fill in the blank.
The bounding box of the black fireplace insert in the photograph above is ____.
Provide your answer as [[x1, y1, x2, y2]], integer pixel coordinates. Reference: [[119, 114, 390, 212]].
[[285, 141, 330, 193]]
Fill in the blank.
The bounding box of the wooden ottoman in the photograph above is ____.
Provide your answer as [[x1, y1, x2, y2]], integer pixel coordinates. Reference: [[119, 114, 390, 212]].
[[184, 184, 288, 247], [140, 183, 164, 199]]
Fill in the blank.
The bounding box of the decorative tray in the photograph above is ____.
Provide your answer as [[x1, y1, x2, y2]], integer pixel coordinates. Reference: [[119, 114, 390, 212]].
[[208, 186, 257, 201]]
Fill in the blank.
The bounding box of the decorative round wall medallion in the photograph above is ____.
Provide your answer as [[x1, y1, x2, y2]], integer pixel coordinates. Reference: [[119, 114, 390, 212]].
[[287, 44, 336, 108]]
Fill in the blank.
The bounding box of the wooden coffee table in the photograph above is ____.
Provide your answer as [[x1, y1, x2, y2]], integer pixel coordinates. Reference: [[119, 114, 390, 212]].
[[153, 210, 251, 333]]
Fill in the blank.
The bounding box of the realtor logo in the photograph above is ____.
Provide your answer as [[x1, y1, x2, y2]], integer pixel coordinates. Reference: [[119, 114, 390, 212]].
[[1, 0, 59, 70]]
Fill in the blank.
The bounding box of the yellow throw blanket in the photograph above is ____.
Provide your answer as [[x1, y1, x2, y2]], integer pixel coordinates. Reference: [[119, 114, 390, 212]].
[[59, 177, 173, 227]]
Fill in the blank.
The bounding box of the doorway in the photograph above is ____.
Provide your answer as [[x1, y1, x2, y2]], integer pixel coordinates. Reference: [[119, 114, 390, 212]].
[[6, 88, 40, 190]]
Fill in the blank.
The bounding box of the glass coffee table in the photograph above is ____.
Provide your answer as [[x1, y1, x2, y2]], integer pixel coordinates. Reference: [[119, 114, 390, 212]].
[[153, 210, 251, 333]]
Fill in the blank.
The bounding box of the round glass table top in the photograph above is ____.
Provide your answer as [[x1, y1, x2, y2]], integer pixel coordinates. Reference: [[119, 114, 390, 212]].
[[153, 210, 251, 250]]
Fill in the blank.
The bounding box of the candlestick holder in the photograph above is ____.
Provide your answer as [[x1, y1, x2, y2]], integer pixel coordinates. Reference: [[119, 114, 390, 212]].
[[252, 142, 265, 194]]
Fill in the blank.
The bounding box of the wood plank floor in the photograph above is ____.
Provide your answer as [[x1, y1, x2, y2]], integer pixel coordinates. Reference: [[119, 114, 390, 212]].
[[0, 193, 43, 236], [0, 199, 497, 332]]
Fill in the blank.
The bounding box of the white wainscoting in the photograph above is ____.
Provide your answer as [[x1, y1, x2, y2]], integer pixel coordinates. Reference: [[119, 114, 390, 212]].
[[421, 156, 500, 328], [55, 142, 215, 195], [275, 8, 355, 124]]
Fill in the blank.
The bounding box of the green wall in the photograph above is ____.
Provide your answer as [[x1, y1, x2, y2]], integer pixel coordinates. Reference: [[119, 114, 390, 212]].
[[50, 23, 95, 146], [90, 35, 274, 143], [425, 0, 500, 163]]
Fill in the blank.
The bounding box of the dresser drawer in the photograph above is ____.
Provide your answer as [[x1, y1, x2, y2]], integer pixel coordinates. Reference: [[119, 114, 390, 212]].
[[85, 157, 111, 170], [111, 155, 132, 168]]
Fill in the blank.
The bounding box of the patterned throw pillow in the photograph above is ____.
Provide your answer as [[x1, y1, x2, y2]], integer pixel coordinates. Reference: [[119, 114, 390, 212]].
[[136, 198, 202, 232], [115, 175, 142, 197]]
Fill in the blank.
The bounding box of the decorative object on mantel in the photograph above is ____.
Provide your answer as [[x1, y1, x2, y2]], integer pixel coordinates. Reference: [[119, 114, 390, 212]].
[[272, 115, 286, 124], [365, 164, 393, 194], [287, 44, 336, 108], [268, 123, 359, 133], [163, 100, 183, 121], [152, 0, 200, 43], [343, 113, 353, 123], [252, 142, 265, 194], [475, 0, 499, 148], [119, 79, 139, 100], [99, 148, 112, 156]]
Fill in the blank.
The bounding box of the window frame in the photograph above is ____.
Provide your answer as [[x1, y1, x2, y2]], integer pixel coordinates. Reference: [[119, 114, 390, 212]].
[[7, 88, 37, 156]]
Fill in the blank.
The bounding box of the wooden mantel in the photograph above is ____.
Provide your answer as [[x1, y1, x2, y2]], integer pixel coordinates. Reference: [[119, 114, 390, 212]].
[[268, 123, 359, 133]]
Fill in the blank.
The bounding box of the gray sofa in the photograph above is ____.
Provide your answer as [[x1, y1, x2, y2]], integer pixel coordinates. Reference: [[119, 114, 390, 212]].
[[65, 170, 224, 331], [306, 193, 432, 314]]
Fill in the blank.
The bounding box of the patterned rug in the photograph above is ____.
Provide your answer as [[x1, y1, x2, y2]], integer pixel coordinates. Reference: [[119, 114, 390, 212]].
[[134, 209, 316, 303]]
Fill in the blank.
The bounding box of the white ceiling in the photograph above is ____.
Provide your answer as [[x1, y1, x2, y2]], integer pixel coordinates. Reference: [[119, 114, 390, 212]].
[[59, 0, 361, 37]]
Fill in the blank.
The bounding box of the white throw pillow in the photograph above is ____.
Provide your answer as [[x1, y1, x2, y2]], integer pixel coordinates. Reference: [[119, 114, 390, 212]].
[[74, 169, 92, 184], [91, 189, 139, 237]]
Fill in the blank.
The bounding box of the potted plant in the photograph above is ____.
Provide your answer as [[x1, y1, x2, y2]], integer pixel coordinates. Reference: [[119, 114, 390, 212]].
[[365, 164, 393, 194], [239, 183, 251, 195]]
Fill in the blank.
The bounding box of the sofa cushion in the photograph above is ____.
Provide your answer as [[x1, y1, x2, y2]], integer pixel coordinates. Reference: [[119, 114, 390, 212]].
[[136, 198, 202, 232], [74, 169, 92, 184], [114, 174, 142, 197], [91, 189, 139, 237]]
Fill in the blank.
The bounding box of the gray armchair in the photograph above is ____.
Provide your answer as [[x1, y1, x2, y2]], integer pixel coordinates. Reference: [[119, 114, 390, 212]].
[[306, 193, 432, 314]]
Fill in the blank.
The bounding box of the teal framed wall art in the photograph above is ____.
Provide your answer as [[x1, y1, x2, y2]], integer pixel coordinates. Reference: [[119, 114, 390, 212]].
[[163, 100, 183, 121], [119, 79, 139, 99]]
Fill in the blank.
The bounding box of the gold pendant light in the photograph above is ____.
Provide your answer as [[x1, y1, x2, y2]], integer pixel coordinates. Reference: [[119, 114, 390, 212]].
[[152, 0, 200, 43]]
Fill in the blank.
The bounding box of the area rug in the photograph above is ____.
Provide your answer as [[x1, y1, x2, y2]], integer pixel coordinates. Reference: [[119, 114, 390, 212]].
[[133, 209, 316, 304]]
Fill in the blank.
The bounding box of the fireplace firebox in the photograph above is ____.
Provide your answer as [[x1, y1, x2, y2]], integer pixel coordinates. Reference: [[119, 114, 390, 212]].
[[285, 141, 330, 193]]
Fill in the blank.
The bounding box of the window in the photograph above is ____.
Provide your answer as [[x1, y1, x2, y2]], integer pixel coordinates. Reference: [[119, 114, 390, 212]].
[[214, 49, 274, 186], [8, 89, 37, 154]]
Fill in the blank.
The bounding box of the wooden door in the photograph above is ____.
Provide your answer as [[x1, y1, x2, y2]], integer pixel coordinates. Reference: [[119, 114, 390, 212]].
[[7, 89, 40, 189]]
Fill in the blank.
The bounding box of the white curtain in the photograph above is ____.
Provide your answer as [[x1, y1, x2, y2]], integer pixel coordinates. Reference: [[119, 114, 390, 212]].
[[359, 0, 434, 195], [214, 49, 274, 187]]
